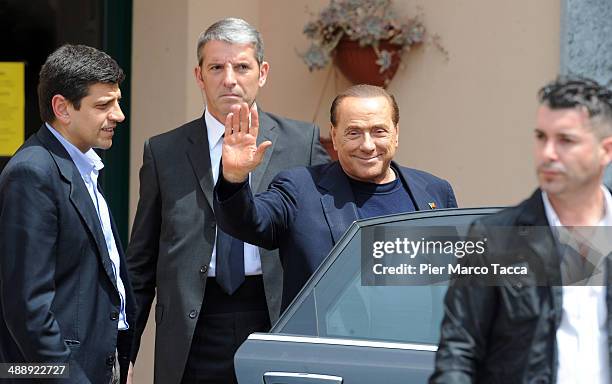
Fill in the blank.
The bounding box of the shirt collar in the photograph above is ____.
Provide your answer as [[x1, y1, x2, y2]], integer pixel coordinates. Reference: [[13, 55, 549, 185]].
[[542, 186, 612, 227], [204, 103, 258, 151], [204, 108, 225, 152], [46, 122, 104, 177]]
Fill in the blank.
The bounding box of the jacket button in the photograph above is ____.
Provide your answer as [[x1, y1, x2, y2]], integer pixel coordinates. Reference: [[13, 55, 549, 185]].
[[106, 354, 115, 366], [200, 265, 208, 274], [188, 310, 198, 319], [110, 311, 119, 321]]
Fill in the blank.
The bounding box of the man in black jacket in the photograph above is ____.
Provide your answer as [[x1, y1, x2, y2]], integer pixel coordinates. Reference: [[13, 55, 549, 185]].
[[431, 76, 612, 383]]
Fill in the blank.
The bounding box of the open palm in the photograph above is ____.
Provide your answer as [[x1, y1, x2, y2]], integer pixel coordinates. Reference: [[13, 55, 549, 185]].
[[222, 103, 272, 183]]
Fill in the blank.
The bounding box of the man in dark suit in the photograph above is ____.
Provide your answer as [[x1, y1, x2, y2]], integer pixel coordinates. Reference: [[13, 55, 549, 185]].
[[214, 84, 458, 310], [0, 44, 135, 384], [126, 18, 329, 384], [430, 76, 612, 383]]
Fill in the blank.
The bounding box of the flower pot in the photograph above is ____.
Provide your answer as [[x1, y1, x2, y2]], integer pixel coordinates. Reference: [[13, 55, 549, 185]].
[[333, 38, 403, 87]]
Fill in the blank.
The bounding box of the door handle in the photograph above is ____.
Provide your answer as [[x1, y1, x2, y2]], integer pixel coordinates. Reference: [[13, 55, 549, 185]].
[[263, 372, 343, 384]]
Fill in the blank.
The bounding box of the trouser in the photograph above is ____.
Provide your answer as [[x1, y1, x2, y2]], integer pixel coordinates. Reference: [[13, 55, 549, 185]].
[[181, 276, 271, 384]]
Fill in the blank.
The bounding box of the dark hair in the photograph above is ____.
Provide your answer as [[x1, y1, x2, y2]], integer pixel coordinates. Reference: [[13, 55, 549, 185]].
[[330, 84, 399, 126], [197, 17, 264, 66], [538, 75, 612, 137], [38, 44, 125, 123]]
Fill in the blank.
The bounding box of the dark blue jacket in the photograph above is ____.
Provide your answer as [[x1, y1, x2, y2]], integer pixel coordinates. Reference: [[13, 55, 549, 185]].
[[0, 126, 136, 384], [214, 161, 457, 309]]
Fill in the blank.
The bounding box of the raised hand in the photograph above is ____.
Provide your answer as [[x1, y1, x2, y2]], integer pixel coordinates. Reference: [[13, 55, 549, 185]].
[[221, 102, 272, 183]]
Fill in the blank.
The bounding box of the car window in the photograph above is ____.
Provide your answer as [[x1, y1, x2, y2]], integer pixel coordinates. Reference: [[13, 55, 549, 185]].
[[275, 208, 498, 346]]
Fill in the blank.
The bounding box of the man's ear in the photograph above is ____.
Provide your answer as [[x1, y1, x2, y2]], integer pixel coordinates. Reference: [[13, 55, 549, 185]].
[[394, 123, 399, 148], [194, 65, 204, 88], [51, 95, 71, 124], [330, 124, 338, 151], [258, 61, 269, 88], [601, 135, 612, 165]]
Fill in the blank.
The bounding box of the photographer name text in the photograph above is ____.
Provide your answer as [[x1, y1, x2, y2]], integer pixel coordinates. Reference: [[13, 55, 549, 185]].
[[372, 263, 527, 276]]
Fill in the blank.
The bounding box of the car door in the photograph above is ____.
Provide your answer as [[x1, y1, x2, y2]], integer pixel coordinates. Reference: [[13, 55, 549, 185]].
[[235, 208, 499, 384]]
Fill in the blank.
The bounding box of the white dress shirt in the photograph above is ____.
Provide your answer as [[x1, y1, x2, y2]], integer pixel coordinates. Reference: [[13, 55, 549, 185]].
[[47, 123, 129, 330], [542, 187, 612, 384], [204, 108, 263, 277]]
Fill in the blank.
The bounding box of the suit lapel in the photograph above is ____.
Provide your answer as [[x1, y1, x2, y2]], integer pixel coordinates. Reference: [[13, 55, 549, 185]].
[[317, 162, 359, 243], [37, 126, 118, 288], [515, 190, 560, 281], [71, 182, 117, 288], [395, 164, 434, 210], [514, 190, 563, 322], [183, 110, 278, 208], [186, 116, 215, 209], [251, 109, 278, 193]]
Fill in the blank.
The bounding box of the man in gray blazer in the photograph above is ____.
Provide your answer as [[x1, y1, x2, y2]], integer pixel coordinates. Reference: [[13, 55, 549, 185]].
[[126, 18, 329, 384]]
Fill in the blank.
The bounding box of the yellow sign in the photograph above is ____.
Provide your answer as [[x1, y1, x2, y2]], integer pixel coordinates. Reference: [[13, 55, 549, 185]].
[[0, 62, 25, 156]]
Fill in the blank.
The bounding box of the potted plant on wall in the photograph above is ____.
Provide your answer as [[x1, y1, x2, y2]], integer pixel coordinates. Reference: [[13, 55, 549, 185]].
[[300, 0, 425, 87]]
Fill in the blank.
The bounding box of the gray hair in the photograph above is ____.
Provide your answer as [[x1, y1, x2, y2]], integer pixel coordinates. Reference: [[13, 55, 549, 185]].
[[196, 17, 264, 66]]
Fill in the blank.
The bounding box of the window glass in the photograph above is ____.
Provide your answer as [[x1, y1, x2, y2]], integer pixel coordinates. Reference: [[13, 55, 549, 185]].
[[278, 210, 493, 345]]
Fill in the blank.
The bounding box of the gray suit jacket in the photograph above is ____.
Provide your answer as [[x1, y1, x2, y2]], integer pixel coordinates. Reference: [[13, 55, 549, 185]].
[[126, 109, 329, 384]]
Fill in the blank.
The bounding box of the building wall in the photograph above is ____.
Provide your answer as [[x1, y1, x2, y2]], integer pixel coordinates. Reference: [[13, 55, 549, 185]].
[[130, 0, 560, 382], [130, 3, 187, 383]]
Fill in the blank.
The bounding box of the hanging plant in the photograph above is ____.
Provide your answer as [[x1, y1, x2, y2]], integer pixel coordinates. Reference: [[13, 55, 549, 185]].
[[300, 0, 426, 85]]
